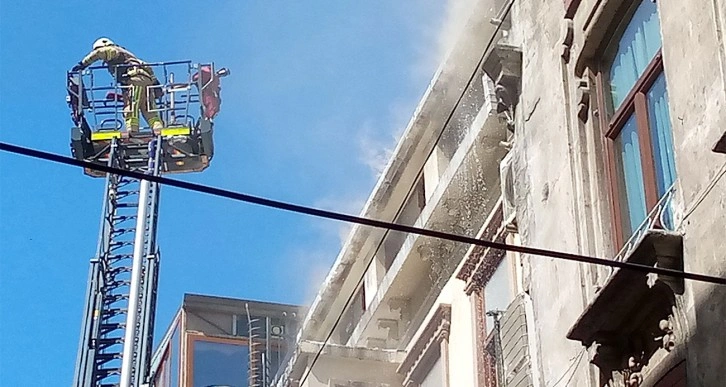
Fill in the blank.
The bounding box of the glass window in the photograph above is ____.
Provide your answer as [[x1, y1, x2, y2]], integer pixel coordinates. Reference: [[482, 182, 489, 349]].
[[420, 355, 444, 387], [484, 256, 514, 335], [170, 325, 180, 387], [601, 0, 677, 243], [266, 349, 283, 381], [192, 340, 249, 387], [614, 115, 648, 234], [647, 73, 676, 197], [154, 350, 171, 387], [235, 315, 267, 338], [607, 0, 662, 111]]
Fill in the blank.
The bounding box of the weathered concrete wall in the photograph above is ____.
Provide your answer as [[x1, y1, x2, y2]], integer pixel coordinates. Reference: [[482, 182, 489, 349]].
[[398, 277, 477, 387], [302, 356, 403, 387], [658, 0, 726, 385], [441, 279, 477, 387], [509, 0, 594, 385], [512, 0, 726, 385]]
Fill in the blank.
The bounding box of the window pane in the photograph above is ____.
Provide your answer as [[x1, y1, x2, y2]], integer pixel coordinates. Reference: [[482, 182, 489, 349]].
[[170, 325, 180, 387], [420, 355, 444, 387], [647, 73, 676, 196], [484, 256, 513, 335], [614, 115, 648, 234], [608, 0, 662, 110], [154, 351, 171, 387], [267, 350, 284, 382], [647, 72, 676, 229], [193, 340, 249, 387]]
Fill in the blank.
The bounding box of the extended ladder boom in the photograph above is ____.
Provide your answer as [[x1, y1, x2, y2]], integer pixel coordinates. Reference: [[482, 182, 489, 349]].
[[73, 137, 162, 387], [68, 60, 228, 387]]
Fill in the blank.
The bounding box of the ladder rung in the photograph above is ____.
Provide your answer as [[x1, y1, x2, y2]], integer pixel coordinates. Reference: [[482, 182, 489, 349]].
[[103, 295, 129, 305], [123, 142, 150, 148], [111, 215, 136, 222], [109, 241, 134, 249], [97, 337, 124, 346], [100, 324, 125, 334], [95, 353, 121, 363], [111, 227, 135, 234], [124, 159, 149, 165], [107, 266, 131, 275], [101, 307, 127, 317]]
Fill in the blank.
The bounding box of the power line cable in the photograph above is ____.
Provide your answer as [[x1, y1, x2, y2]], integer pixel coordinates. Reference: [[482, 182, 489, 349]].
[[0, 3, 715, 385], [2, 142, 722, 285], [3, 139, 726, 383]]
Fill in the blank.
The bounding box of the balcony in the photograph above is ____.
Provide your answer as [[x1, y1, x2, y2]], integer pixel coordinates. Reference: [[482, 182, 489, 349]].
[[342, 92, 508, 349], [567, 184, 684, 378]]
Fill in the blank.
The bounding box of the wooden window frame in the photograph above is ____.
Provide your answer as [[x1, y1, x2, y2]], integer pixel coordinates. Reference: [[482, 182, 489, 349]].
[[595, 0, 669, 249]]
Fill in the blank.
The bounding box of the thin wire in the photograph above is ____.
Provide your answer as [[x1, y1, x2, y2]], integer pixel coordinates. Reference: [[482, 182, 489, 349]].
[[680, 160, 726, 223], [299, 0, 520, 384], [548, 348, 586, 387], [2, 142, 726, 283], [3, 140, 726, 383]]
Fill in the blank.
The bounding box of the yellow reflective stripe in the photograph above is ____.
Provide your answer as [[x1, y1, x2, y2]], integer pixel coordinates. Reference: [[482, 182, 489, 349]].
[[147, 116, 162, 126], [161, 127, 191, 136], [91, 131, 122, 140], [131, 85, 141, 120]]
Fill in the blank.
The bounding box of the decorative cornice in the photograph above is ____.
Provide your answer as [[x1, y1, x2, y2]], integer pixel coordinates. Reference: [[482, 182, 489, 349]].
[[456, 203, 504, 289], [471, 291, 493, 387], [398, 304, 452, 386], [569, 231, 684, 387]]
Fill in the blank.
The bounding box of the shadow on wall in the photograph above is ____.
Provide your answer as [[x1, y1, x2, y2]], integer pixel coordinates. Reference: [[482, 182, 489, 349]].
[[687, 283, 726, 386]]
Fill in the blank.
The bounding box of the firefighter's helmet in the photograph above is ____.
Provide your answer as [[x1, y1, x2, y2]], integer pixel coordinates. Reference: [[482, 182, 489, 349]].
[[92, 37, 115, 50]]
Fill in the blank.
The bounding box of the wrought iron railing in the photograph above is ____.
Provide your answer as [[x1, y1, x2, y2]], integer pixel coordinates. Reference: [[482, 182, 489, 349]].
[[612, 183, 677, 264]]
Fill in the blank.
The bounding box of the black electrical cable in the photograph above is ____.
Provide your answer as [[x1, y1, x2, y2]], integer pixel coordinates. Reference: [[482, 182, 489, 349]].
[[298, 1, 518, 384], [1, 6, 716, 387], [3, 140, 726, 381], [3, 141, 723, 284]]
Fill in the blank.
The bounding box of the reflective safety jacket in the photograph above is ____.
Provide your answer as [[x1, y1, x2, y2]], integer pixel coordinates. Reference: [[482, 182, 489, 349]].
[[80, 45, 155, 84]]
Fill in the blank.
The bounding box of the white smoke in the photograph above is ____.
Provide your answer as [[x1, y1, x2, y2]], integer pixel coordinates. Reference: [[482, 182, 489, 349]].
[[437, 0, 480, 60], [283, 0, 482, 307], [409, 0, 481, 81]]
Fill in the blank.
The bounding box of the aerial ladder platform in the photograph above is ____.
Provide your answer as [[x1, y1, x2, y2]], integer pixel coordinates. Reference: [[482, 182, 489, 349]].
[[67, 60, 228, 387]]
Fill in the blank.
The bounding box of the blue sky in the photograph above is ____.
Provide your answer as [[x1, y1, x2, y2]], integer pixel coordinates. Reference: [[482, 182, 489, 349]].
[[0, 0, 469, 384]]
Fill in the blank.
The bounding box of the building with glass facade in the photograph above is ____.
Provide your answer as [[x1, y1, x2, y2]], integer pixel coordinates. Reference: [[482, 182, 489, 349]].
[[149, 293, 302, 387]]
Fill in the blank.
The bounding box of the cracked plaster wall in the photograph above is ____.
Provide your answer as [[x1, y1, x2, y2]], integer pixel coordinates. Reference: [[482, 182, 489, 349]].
[[508, 0, 726, 386], [509, 0, 593, 385], [658, 0, 726, 385]]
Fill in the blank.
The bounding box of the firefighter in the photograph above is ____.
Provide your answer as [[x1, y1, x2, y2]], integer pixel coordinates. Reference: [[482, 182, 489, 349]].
[[72, 38, 164, 133]]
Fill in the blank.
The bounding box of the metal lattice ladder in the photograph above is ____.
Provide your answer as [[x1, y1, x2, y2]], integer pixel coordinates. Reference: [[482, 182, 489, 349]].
[[73, 137, 163, 387], [246, 304, 265, 387]]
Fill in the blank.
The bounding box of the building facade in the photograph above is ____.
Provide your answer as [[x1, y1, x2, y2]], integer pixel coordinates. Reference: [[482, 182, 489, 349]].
[[274, 0, 726, 386], [149, 293, 302, 387]]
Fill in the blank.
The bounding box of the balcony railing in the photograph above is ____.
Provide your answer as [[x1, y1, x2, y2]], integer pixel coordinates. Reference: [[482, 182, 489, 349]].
[[612, 183, 677, 264]]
